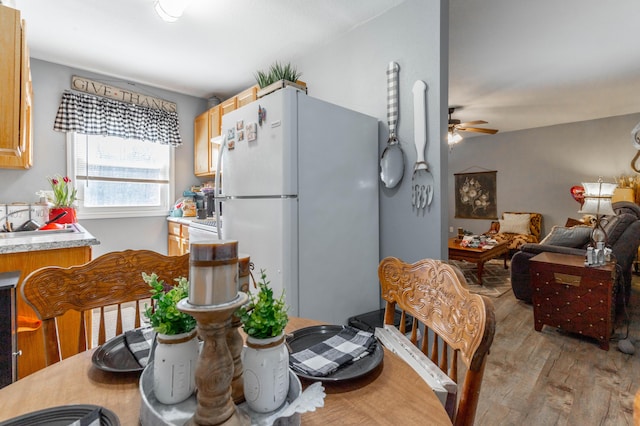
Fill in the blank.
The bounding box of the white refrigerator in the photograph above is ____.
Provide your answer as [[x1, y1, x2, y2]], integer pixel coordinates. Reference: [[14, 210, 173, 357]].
[[218, 87, 379, 325]]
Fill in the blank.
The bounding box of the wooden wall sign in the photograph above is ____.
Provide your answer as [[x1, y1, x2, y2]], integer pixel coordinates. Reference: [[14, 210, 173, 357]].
[[71, 75, 177, 112]]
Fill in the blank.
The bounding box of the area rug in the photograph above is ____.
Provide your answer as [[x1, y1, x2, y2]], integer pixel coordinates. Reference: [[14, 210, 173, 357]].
[[447, 259, 512, 298]]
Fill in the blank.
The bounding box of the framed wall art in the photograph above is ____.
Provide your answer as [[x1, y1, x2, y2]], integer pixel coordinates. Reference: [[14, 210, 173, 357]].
[[454, 170, 498, 219]]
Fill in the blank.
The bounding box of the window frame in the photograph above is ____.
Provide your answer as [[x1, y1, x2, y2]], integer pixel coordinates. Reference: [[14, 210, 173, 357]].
[[66, 132, 175, 220]]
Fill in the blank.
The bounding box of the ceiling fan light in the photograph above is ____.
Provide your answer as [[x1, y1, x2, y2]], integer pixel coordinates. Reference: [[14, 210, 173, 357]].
[[155, 0, 191, 22], [448, 131, 463, 145]]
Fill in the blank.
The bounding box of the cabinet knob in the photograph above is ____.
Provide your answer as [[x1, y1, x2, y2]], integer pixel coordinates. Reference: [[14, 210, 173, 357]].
[[12, 350, 22, 357]]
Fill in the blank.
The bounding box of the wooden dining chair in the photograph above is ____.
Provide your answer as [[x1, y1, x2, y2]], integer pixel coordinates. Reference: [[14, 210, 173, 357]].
[[378, 257, 496, 426], [20, 249, 189, 367]]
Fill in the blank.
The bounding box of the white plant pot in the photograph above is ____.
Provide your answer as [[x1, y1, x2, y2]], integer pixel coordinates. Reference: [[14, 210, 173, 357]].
[[242, 333, 290, 413], [153, 330, 199, 405]]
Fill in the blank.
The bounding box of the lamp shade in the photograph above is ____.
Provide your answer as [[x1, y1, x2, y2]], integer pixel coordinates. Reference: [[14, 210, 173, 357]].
[[578, 181, 617, 216]]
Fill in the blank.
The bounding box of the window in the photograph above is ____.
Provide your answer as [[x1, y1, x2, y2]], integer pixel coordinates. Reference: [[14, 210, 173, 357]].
[[67, 133, 174, 219]]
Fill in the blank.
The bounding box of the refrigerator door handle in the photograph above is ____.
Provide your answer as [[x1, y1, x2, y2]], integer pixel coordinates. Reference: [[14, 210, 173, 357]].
[[215, 135, 227, 238]]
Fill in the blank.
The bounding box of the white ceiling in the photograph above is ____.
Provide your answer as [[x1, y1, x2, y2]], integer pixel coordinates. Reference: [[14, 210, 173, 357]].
[[10, 0, 640, 135], [449, 0, 640, 135], [12, 0, 404, 99]]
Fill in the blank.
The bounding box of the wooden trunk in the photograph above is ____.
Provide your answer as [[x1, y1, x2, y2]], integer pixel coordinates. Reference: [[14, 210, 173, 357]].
[[530, 252, 616, 350]]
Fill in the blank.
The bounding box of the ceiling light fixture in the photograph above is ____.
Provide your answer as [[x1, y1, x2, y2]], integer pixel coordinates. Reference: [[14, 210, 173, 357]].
[[155, 0, 192, 23], [448, 130, 463, 145]]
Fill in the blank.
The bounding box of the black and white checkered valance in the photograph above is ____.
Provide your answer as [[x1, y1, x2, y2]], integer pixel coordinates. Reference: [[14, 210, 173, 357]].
[[53, 91, 182, 146]]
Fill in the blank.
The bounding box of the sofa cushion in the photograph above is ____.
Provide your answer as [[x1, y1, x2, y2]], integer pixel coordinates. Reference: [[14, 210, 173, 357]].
[[603, 213, 637, 246], [499, 213, 531, 235], [540, 225, 592, 248]]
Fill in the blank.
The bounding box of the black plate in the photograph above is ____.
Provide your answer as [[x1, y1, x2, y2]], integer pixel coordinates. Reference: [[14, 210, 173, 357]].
[[287, 325, 383, 382], [0, 404, 119, 425], [91, 329, 148, 373]]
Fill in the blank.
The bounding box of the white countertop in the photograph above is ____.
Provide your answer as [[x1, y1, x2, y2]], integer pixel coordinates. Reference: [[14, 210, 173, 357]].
[[0, 223, 100, 254]]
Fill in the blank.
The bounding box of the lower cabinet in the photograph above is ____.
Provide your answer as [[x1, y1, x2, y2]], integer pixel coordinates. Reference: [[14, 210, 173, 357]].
[[0, 246, 92, 379], [168, 221, 189, 256]]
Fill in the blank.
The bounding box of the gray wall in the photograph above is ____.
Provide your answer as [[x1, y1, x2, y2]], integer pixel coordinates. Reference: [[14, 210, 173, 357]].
[[1, 0, 447, 263], [0, 59, 207, 257], [294, 0, 449, 263], [448, 112, 640, 238]]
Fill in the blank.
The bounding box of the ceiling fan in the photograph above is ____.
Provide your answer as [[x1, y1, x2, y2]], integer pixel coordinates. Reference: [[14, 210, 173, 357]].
[[448, 107, 498, 144]]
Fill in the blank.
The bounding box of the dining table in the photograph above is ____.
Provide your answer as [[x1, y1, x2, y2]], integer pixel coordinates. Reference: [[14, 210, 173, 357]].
[[0, 316, 452, 425]]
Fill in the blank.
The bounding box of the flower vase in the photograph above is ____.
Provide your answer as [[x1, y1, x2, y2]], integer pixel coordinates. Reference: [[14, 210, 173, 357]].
[[49, 207, 77, 224], [242, 333, 290, 413], [153, 330, 199, 405]]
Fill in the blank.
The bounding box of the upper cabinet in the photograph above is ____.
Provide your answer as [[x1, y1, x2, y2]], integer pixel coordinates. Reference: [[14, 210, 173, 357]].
[[194, 85, 258, 177], [194, 105, 222, 177], [0, 5, 32, 169]]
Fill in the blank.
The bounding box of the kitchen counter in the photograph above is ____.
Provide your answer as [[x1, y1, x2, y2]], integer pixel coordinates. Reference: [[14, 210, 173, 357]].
[[167, 215, 198, 225], [0, 223, 100, 254]]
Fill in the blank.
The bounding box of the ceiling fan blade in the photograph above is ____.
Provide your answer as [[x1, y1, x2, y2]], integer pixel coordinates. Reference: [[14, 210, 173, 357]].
[[458, 120, 487, 127], [457, 126, 498, 134]]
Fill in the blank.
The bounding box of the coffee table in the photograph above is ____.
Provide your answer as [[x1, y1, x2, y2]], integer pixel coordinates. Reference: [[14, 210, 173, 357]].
[[448, 238, 509, 285]]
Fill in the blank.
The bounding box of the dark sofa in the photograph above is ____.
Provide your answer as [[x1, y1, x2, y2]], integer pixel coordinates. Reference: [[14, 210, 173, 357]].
[[510, 201, 640, 305]]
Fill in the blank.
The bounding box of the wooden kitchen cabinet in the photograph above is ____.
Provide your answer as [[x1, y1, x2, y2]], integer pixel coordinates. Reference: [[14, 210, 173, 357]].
[[0, 5, 32, 170], [237, 85, 258, 108], [220, 96, 238, 115], [194, 105, 221, 177], [194, 86, 256, 176], [0, 246, 92, 378], [168, 221, 189, 256]]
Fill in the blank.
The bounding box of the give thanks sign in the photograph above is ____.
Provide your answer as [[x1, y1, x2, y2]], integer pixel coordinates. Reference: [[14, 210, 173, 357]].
[[71, 75, 177, 112]]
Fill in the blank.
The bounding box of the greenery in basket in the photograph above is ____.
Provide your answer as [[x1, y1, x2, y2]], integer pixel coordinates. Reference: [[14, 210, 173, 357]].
[[143, 272, 196, 336], [238, 270, 289, 339], [254, 61, 302, 88]]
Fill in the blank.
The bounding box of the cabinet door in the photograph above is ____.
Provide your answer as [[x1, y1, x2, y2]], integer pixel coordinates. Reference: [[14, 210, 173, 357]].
[[209, 107, 221, 174], [237, 86, 257, 108], [221, 97, 238, 116], [0, 6, 23, 167], [18, 21, 32, 169], [168, 234, 182, 256], [194, 110, 211, 176]]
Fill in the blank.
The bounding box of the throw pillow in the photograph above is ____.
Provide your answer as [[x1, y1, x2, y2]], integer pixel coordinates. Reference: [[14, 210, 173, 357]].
[[499, 214, 531, 235], [603, 213, 636, 246], [540, 225, 592, 248]]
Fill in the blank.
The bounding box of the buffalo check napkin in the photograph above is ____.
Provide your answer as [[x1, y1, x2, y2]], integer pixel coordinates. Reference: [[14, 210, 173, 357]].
[[123, 327, 156, 367], [289, 326, 377, 377]]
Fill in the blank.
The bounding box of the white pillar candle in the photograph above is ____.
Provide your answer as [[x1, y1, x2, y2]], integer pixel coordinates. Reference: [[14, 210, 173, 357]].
[[189, 239, 238, 305]]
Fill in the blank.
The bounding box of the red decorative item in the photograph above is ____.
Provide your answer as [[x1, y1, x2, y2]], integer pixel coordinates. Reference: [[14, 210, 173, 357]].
[[570, 185, 585, 206], [49, 207, 77, 224]]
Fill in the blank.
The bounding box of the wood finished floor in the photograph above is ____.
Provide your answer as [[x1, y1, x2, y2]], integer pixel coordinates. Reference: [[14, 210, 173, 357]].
[[473, 276, 640, 426]]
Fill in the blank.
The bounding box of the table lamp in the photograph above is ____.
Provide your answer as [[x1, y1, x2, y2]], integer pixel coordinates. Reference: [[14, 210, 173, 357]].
[[578, 177, 617, 250]]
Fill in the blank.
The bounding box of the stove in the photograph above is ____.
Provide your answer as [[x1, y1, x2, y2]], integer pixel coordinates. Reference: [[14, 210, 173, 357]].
[[189, 217, 220, 233]]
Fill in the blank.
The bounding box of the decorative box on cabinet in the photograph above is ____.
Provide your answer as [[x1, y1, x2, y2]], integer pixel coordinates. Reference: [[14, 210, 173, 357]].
[[530, 252, 616, 350], [0, 5, 33, 169]]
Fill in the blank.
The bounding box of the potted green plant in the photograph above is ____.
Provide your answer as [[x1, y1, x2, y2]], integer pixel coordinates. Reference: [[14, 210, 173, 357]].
[[254, 61, 306, 98], [238, 270, 290, 413], [144, 273, 196, 335], [143, 272, 199, 405]]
